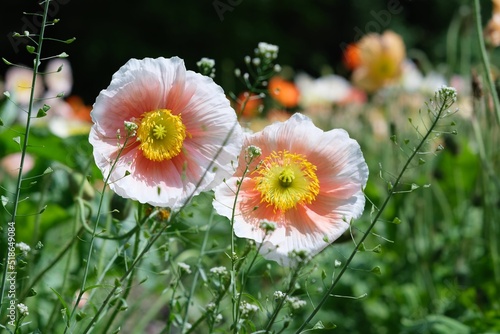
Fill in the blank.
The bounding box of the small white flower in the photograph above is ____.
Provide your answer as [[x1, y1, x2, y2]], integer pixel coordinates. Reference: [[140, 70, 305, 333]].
[[256, 42, 279, 60], [260, 220, 276, 233], [437, 85, 458, 103], [17, 303, 29, 316], [334, 260, 342, 268], [252, 58, 261, 66], [273, 291, 286, 300], [210, 266, 228, 275], [239, 301, 259, 318], [177, 262, 191, 274], [215, 313, 223, 323], [285, 296, 307, 310], [246, 145, 262, 159], [196, 57, 215, 69], [124, 121, 138, 136], [16, 242, 31, 257], [206, 302, 216, 312]]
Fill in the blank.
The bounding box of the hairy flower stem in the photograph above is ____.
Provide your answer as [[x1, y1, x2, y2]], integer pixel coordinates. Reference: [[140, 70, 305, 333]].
[[0, 0, 51, 316], [295, 91, 457, 333], [473, 0, 500, 125]]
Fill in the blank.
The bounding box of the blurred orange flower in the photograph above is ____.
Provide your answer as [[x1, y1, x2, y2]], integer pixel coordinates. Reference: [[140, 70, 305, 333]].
[[235, 92, 263, 118], [268, 76, 300, 108], [351, 30, 406, 92], [67, 95, 92, 122], [342, 43, 361, 71]]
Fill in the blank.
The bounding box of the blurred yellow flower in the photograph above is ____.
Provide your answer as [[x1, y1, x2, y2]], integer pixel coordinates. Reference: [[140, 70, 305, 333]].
[[351, 30, 406, 92], [484, 0, 500, 47]]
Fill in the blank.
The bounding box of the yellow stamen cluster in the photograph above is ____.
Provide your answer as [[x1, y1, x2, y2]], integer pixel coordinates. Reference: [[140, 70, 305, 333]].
[[136, 109, 186, 162], [253, 150, 319, 212]]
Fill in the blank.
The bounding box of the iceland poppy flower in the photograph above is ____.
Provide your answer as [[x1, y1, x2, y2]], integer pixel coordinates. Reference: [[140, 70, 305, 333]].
[[213, 113, 368, 265], [352, 30, 405, 92], [90, 57, 243, 209]]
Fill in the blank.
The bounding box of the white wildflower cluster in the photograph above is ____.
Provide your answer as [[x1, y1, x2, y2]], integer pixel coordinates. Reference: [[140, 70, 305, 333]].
[[259, 220, 276, 234], [16, 242, 31, 257], [197, 57, 216, 78], [272, 291, 306, 310], [210, 266, 228, 275], [255, 42, 279, 61], [177, 262, 192, 275], [273, 290, 287, 300], [124, 120, 138, 137], [17, 303, 29, 316], [246, 145, 262, 160], [239, 301, 259, 318], [206, 302, 216, 312], [436, 85, 457, 103], [285, 296, 307, 310], [214, 313, 223, 323]]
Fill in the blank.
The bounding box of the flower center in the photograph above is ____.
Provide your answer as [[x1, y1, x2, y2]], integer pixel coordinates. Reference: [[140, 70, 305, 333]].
[[253, 150, 320, 212], [136, 109, 186, 162]]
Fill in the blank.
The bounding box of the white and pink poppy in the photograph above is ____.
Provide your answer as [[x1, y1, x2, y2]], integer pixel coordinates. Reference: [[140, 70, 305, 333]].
[[213, 113, 368, 265], [90, 57, 243, 209]]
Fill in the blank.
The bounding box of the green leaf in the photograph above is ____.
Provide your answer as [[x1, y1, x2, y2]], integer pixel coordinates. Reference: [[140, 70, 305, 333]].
[[2, 58, 14, 65], [50, 288, 70, 322], [1, 196, 9, 208], [371, 266, 382, 275], [392, 217, 402, 224]]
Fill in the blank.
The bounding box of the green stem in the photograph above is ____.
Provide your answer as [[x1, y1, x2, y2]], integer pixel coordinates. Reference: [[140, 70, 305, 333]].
[[0, 0, 51, 316], [473, 0, 500, 125]]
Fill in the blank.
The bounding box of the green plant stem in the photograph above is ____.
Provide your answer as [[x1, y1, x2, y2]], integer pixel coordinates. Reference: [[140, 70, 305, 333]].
[[185, 244, 253, 334], [180, 208, 216, 332], [0, 0, 51, 316], [264, 263, 301, 332], [99, 223, 141, 333], [295, 94, 455, 333], [473, 0, 500, 125]]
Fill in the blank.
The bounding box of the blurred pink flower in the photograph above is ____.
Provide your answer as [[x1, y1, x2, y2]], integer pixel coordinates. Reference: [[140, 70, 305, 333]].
[[213, 113, 368, 265], [90, 57, 243, 208], [5, 66, 44, 105], [0, 152, 35, 178], [44, 58, 73, 96]]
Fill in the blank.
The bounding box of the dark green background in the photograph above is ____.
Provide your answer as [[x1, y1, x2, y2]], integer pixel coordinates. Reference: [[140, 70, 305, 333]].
[[0, 0, 481, 104]]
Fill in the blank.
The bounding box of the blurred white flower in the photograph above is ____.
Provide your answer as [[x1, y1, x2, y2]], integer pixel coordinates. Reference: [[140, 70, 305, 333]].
[[295, 73, 353, 109], [44, 58, 73, 97]]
